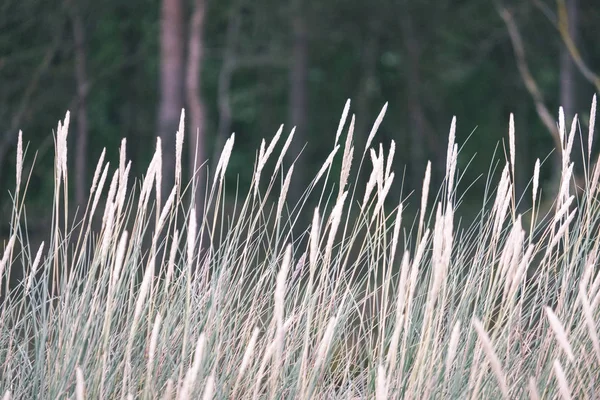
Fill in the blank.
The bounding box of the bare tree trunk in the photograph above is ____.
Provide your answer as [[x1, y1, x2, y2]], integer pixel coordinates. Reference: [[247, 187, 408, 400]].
[[356, 32, 378, 145], [0, 35, 60, 186], [158, 0, 185, 202], [288, 0, 308, 204], [400, 8, 427, 190], [560, 0, 578, 122], [555, 0, 600, 92], [71, 5, 89, 208], [560, 0, 582, 177], [356, 25, 379, 197], [186, 0, 207, 217], [213, 4, 242, 175]]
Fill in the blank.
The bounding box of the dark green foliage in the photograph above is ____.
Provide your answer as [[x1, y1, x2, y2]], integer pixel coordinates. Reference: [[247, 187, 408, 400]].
[[0, 0, 597, 226]]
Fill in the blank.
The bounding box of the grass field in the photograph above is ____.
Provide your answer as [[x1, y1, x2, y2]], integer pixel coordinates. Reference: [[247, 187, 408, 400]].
[[0, 97, 599, 399]]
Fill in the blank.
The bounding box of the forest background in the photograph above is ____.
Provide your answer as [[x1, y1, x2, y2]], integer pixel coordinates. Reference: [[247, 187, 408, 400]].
[[0, 0, 598, 247]]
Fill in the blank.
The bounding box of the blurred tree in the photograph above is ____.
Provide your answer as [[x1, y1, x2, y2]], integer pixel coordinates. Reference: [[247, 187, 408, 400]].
[[558, 0, 586, 184], [0, 0, 66, 200], [501, 0, 599, 200], [214, 1, 242, 174], [69, 0, 90, 208], [400, 1, 427, 189], [157, 0, 185, 203], [0, 0, 599, 236], [559, 0, 579, 123], [187, 0, 208, 215], [288, 0, 309, 204]]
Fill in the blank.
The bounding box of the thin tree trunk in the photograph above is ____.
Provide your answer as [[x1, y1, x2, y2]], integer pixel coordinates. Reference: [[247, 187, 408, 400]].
[[72, 5, 89, 207], [0, 35, 60, 186], [559, 0, 582, 178], [356, 33, 378, 145], [288, 0, 308, 204], [560, 0, 578, 122], [213, 4, 242, 175], [158, 0, 185, 203], [186, 0, 207, 217], [401, 9, 427, 190], [356, 27, 379, 197]]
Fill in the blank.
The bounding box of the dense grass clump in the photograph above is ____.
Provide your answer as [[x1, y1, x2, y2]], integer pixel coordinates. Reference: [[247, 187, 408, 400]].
[[1, 97, 600, 399]]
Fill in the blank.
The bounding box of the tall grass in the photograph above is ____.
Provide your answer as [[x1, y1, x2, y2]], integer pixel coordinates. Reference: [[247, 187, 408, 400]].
[[1, 96, 600, 399]]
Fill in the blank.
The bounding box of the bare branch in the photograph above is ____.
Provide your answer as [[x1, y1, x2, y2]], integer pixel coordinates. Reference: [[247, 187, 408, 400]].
[[499, 6, 562, 153], [0, 29, 62, 183], [556, 0, 600, 92], [532, 0, 600, 92], [531, 0, 557, 25]]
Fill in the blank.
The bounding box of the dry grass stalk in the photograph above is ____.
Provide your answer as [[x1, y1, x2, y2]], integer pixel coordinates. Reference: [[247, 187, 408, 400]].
[[145, 313, 163, 396], [15, 131, 22, 197], [90, 162, 109, 218], [0, 235, 15, 282], [577, 287, 600, 363], [231, 327, 260, 397], [273, 127, 295, 177], [472, 318, 509, 398], [25, 241, 44, 295], [271, 244, 292, 395], [162, 380, 174, 400], [545, 307, 575, 362], [313, 145, 340, 191], [509, 113, 516, 180], [528, 377, 540, 400], [201, 372, 215, 400], [419, 161, 431, 238], [214, 133, 235, 189], [376, 364, 387, 400], [276, 165, 294, 222], [339, 114, 355, 200], [334, 99, 351, 145], [187, 208, 197, 267], [154, 137, 162, 210], [75, 367, 85, 400], [445, 320, 462, 382], [553, 360, 572, 400], [364, 103, 387, 155], [4, 98, 600, 399], [589, 94, 597, 161], [446, 117, 457, 197], [179, 333, 207, 400]]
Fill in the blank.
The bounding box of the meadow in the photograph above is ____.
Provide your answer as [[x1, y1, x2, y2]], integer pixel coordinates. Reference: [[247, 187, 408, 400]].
[[0, 97, 599, 399]]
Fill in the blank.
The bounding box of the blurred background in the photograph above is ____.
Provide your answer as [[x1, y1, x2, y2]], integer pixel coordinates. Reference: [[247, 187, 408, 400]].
[[0, 0, 598, 235]]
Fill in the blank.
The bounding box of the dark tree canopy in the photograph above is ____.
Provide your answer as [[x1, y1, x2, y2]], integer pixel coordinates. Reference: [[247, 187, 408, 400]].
[[0, 0, 598, 232]]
